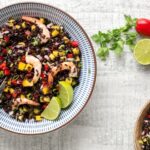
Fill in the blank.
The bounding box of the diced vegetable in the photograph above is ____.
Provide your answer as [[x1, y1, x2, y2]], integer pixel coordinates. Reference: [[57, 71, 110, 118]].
[[4, 87, 9, 92], [21, 22, 26, 28], [42, 86, 49, 95], [35, 115, 42, 121], [43, 96, 51, 102], [4, 69, 10, 76], [72, 48, 80, 55], [52, 30, 59, 37], [25, 64, 33, 72], [71, 41, 78, 47], [53, 51, 59, 57], [31, 25, 36, 31], [18, 62, 26, 71], [63, 36, 70, 43], [49, 53, 55, 61], [51, 25, 60, 30], [15, 25, 21, 29], [34, 108, 40, 114], [0, 70, 4, 78], [22, 79, 33, 87], [9, 88, 15, 94], [20, 94, 25, 99], [39, 18, 45, 24]]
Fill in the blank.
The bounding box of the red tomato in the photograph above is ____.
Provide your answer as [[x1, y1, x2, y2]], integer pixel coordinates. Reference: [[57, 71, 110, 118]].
[[0, 62, 6, 70], [136, 18, 150, 36], [3, 36, 10, 43], [67, 53, 73, 58], [71, 41, 78, 47], [4, 69, 10, 76], [12, 92, 18, 98], [44, 64, 49, 71], [11, 79, 17, 85]]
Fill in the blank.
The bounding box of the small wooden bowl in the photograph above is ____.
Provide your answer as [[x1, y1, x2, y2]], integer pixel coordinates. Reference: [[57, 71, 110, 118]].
[[134, 101, 150, 150]]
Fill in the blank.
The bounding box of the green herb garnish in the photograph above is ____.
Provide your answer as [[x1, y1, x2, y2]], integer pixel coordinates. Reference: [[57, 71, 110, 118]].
[[92, 15, 137, 60], [31, 37, 40, 46]]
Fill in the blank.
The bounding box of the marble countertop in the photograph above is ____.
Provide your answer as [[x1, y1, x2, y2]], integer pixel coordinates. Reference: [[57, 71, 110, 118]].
[[1, 0, 150, 149]]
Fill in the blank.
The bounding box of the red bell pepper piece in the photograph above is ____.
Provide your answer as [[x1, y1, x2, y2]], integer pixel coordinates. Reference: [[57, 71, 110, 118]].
[[70, 41, 78, 47], [67, 53, 73, 58], [44, 64, 49, 71], [4, 69, 10, 76]]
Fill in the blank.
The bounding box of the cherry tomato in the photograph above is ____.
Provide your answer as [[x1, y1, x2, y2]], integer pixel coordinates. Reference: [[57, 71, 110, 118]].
[[3, 36, 10, 43], [67, 53, 73, 58], [136, 18, 150, 36], [44, 64, 49, 71], [71, 41, 78, 47], [0, 62, 7, 70], [4, 69, 10, 76]]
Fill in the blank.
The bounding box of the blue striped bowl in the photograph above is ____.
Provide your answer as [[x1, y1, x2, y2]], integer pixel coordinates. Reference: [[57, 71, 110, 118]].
[[0, 2, 96, 134]]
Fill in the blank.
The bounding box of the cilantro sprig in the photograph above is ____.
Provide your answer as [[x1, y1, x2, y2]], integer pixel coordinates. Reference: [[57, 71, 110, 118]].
[[92, 15, 137, 60]]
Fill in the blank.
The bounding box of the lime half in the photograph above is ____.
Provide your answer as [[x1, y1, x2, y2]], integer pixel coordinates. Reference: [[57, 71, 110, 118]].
[[134, 39, 150, 65], [58, 81, 73, 109], [41, 97, 61, 120]]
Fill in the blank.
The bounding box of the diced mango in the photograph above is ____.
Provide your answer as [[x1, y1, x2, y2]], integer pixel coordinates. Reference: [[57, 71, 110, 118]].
[[18, 62, 26, 71], [75, 56, 80, 62], [49, 53, 55, 61], [25, 64, 33, 72], [35, 115, 42, 121], [53, 51, 59, 57], [9, 88, 15, 94], [31, 25, 36, 31], [20, 94, 25, 99], [4, 87, 9, 92], [22, 79, 33, 87], [7, 79, 11, 85], [42, 86, 49, 95], [59, 51, 65, 56], [15, 25, 20, 29], [72, 48, 80, 55], [51, 30, 59, 37], [21, 22, 26, 28], [51, 25, 60, 30]]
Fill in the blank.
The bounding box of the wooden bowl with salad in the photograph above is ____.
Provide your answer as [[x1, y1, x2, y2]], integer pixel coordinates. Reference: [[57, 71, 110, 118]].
[[134, 101, 150, 150]]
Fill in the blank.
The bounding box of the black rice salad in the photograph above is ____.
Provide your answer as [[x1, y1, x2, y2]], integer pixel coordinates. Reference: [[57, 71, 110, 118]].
[[0, 16, 81, 122], [139, 109, 150, 150]]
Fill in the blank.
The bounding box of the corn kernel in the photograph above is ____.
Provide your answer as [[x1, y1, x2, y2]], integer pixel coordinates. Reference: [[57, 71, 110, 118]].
[[15, 25, 20, 29], [9, 88, 14, 94], [49, 53, 55, 61], [72, 48, 80, 55], [39, 18, 45, 24], [51, 30, 59, 37], [35, 115, 42, 121], [31, 25, 36, 31], [18, 62, 26, 71], [25, 64, 33, 72], [51, 25, 60, 30], [4, 87, 9, 92], [53, 51, 59, 57], [21, 22, 26, 28]]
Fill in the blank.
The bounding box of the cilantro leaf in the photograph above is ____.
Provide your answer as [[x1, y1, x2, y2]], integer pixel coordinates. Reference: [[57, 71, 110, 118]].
[[97, 47, 109, 61]]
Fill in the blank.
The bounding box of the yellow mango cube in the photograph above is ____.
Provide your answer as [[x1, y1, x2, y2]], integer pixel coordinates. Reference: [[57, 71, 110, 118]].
[[18, 62, 26, 71], [22, 79, 33, 87]]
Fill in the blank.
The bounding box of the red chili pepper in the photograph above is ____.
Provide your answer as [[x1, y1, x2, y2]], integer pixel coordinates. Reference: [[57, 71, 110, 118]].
[[44, 64, 49, 71], [21, 56, 26, 62], [71, 41, 78, 47], [11, 79, 17, 85], [3, 36, 10, 43], [2, 48, 7, 55], [0, 62, 7, 70], [67, 53, 73, 58], [136, 18, 150, 36], [4, 69, 10, 76]]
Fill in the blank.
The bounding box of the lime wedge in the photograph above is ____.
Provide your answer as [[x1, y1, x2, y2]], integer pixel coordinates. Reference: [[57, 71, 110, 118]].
[[41, 97, 61, 120], [58, 81, 73, 109], [134, 39, 150, 65]]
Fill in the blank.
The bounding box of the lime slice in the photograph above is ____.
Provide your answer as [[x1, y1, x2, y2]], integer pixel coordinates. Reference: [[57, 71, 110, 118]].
[[134, 39, 150, 65], [41, 97, 61, 120], [58, 81, 73, 108]]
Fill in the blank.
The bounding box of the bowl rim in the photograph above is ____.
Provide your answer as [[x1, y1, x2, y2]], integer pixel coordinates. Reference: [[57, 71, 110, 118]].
[[134, 100, 150, 150], [0, 2, 97, 135]]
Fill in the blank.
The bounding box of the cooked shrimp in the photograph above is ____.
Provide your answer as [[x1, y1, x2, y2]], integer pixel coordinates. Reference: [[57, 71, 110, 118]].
[[26, 53, 42, 84], [47, 62, 78, 88], [12, 97, 39, 110], [22, 16, 50, 43]]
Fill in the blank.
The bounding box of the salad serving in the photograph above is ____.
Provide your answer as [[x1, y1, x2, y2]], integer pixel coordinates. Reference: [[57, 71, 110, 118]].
[[0, 16, 81, 122]]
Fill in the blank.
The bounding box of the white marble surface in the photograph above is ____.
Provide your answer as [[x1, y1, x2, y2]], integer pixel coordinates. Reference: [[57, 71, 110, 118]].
[[0, 0, 150, 149]]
